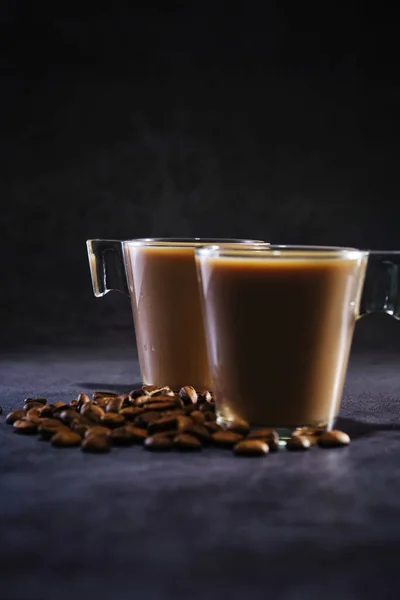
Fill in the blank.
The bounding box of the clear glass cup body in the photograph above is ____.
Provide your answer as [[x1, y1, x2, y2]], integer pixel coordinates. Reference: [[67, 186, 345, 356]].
[[86, 238, 265, 391], [196, 245, 369, 435]]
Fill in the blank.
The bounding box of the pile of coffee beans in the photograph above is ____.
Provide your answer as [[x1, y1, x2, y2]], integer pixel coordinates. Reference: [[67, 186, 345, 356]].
[[2, 385, 351, 455]]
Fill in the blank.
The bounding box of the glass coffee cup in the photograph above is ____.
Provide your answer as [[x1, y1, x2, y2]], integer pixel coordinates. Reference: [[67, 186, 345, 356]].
[[195, 245, 400, 436], [87, 238, 265, 391]]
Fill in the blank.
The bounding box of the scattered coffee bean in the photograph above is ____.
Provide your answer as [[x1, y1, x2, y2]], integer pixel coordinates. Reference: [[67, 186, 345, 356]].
[[51, 401, 68, 412], [135, 411, 161, 428], [6, 410, 26, 424], [51, 431, 82, 448], [119, 394, 132, 408], [318, 430, 350, 448], [125, 426, 148, 443], [133, 395, 154, 407], [13, 419, 38, 434], [84, 426, 111, 439], [24, 397, 47, 406], [179, 386, 198, 405], [77, 393, 91, 409], [184, 424, 212, 444], [247, 429, 279, 444], [142, 385, 160, 395], [286, 436, 311, 451], [129, 388, 146, 400], [190, 411, 206, 425], [174, 433, 202, 451], [142, 401, 180, 412], [148, 416, 178, 434], [119, 406, 144, 420], [70, 422, 90, 437], [25, 409, 42, 424], [59, 410, 81, 426], [82, 435, 111, 453], [24, 401, 46, 412], [144, 435, 173, 451], [110, 427, 134, 446], [176, 415, 193, 432], [204, 421, 222, 433], [101, 413, 125, 428], [150, 386, 174, 397], [92, 391, 117, 401], [105, 397, 123, 413], [212, 431, 243, 448], [38, 419, 67, 440], [197, 390, 212, 404], [267, 437, 280, 452], [38, 404, 54, 418], [234, 439, 269, 456], [226, 419, 250, 436], [81, 403, 104, 422]]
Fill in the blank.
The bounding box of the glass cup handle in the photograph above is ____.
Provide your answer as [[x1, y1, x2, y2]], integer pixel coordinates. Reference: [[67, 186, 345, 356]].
[[86, 239, 129, 297], [359, 253, 400, 320]]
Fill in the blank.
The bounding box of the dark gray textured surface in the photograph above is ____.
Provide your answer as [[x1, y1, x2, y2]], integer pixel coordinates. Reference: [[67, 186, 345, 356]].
[[1, 347, 400, 600]]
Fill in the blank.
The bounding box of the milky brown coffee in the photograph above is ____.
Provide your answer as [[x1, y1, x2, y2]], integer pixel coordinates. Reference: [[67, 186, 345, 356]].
[[125, 241, 263, 391]]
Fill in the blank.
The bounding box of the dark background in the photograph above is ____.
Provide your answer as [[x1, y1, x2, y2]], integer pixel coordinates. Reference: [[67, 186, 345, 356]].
[[1, 1, 399, 350]]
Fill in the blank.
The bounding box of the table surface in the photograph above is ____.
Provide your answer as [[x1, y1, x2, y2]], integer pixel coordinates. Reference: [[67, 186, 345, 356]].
[[1, 347, 400, 600]]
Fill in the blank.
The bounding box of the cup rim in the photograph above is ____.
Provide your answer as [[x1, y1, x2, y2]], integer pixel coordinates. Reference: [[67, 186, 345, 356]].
[[124, 237, 266, 248], [195, 244, 369, 260]]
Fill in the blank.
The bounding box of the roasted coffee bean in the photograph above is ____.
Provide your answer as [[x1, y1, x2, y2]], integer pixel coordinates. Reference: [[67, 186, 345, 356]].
[[125, 426, 148, 443], [118, 394, 132, 408], [24, 397, 47, 406], [184, 424, 212, 444], [318, 430, 351, 448], [148, 416, 178, 434], [38, 419, 66, 440], [77, 393, 91, 409], [185, 404, 200, 415], [51, 401, 68, 412], [204, 421, 222, 433], [135, 411, 161, 428], [59, 410, 81, 426], [247, 429, 279, 444], [25, 408, 42, 423], [101, 412, 125, 428], [119, 406, 145, 421], [226, 419, 250, 436], [133, 395, 153, 407], [174, 433, 202, 450], [105, 397, 123, 413], [197, 390, 212, 404], [110, 427, 134, 446], [149, 386, 173, 397], [51, 431, 82, 448], [92, 391, 118, 401], [190, 410, 206, 425], [129, 388, 146, 400], [204, 411, 216, 421], [151, 430, 179, 440], [179, 386, 198, 405], [24, 401, 46, 412], [5, 410, 26, 424], [144, 435, 173, 451], [38, 404, 54, 418], [84, 426, 111, 439], [81, 435, 111, 453], [142, 401, 179, 412], [267, 437, 280, 452], [286, 436, 311, 451], [69, 399, 79, 409], [176, 415, 193, 432], [81, 403, 104, 422], [142, 385, 160, 395], [70, 422, 89, 437], [13, 419, 38, 434], [212, 431, 243, 448], [234, 439, 269, 456]]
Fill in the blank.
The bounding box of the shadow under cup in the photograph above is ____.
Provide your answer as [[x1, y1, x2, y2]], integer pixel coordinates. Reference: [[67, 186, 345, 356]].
[[87, 238, 265, 392], [196, 245, 372, 436]]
